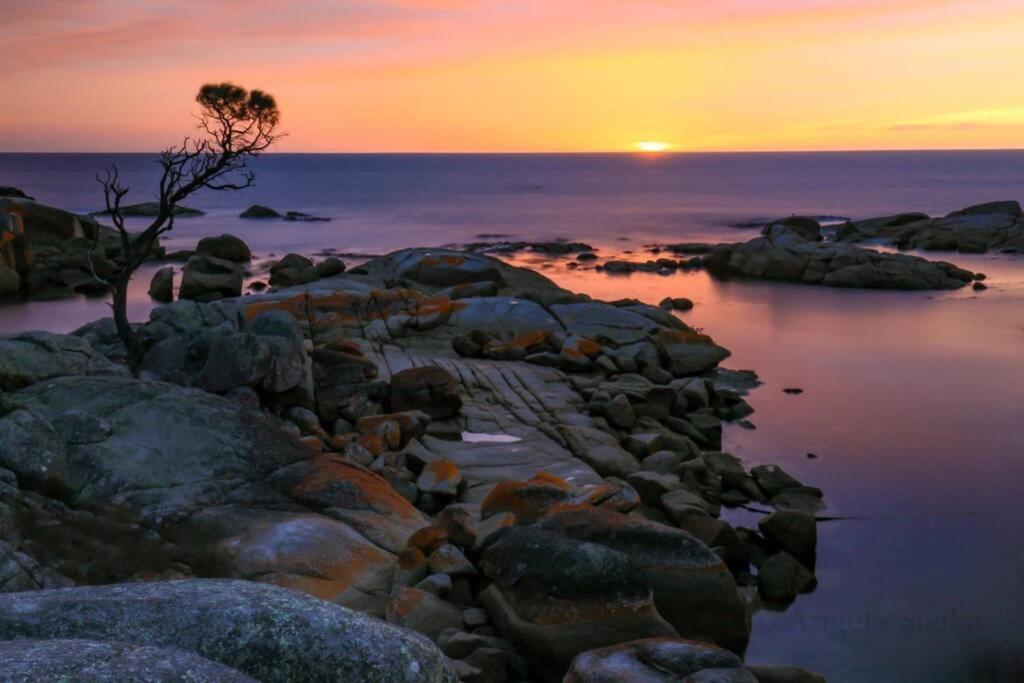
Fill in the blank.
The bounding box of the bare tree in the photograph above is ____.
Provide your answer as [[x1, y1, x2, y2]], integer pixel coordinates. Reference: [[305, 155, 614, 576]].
[[92, 83, 281, 372]]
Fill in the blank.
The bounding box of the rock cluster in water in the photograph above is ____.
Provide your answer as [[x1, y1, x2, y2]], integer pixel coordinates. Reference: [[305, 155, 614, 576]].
[[835, 200, 1024, 254], [705, 216, 977, 290], [1, 243, 826, 681]]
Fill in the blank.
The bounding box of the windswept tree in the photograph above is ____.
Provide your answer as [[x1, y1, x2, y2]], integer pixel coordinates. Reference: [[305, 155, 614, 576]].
[[92, 82, 281, 371]]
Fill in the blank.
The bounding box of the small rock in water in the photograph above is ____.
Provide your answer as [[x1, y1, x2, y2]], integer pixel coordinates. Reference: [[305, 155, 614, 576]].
[[806, 452, 818, 459], [783, 387, 804, 395], [973, 281, 988, 291], [659, 296, 695, 311]]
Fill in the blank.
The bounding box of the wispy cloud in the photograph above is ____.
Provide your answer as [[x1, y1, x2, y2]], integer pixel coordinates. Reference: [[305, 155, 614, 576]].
[[890, 108, 1024, 132]]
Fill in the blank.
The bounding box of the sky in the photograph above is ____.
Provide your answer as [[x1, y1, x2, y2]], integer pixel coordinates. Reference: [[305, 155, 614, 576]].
[[2, 0, 1024, 153]]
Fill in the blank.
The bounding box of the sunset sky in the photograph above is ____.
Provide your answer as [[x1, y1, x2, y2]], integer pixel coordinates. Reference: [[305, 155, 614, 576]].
[[3, 0, 1024, 152]]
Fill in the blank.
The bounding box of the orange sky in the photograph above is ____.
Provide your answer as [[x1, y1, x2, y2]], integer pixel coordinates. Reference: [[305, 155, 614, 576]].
[[3, 0, 1024, 152]]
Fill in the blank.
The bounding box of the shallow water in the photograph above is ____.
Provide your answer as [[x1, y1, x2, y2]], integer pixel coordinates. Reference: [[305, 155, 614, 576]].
[[2, 152, 1023, 681]]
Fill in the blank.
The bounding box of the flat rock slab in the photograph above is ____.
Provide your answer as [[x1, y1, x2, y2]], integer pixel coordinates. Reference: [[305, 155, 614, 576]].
[[377, 351, 605, 501]]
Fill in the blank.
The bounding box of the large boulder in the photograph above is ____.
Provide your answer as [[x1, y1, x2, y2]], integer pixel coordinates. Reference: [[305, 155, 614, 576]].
[[655, 329, 731, 377], [0, 375, 424, 611], [479, 525, 676, 681], [269, 253, 318, 287], [762, 216, 822, 242], [946, 200, 1022, 219], [179, 253, 243, 301], [0, 197, 94, 248], [565, 638, 745, 683], [0, 332, 127, 391], [357, 248, 561, 294], [148, 266, 174, 302], [551, 302, 660, 346], [0, 580, 458, 682], [0, 639, 256, 682], [536, 507, 750, 655], [196, 234, 252, 262]]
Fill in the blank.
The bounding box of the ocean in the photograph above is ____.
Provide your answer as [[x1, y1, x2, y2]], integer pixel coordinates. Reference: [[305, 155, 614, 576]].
[[2, 151, 1023, 681]]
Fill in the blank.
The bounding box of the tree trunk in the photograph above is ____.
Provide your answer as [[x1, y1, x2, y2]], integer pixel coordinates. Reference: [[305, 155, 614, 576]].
[[111, 274, 143, 375]]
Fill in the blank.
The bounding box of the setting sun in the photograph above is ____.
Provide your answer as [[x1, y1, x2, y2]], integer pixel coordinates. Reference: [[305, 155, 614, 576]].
[[636, 141, 671, 153]]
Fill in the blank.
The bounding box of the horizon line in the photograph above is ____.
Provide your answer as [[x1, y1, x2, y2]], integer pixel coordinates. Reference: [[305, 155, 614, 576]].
[[3, 146, 1024, 156]]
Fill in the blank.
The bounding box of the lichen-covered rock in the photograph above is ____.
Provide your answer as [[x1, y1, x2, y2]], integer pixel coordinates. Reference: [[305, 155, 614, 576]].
[[0, 639, 257, 682], [0, 376, 418, 612], [479, 525, 676, 681], [390, 366, 462, 419], [551, 302, 660, 346], [0, 580, 458, 682], [565, 638, 744, 683], [386, 586, 464, 641], [536, 507, 750, 655], [481, 474, 574, 524]]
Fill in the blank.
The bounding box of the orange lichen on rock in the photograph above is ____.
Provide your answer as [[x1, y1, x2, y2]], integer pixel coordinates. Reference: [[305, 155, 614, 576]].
[[506, 330, 551, 350], [529, 471, 572, 491], [481, 476, 574, 524], [406, 526, 449, 556], [658, 328, 716, 346], [422, 460, 460, 483], [285, 455, 421, 521], [244, 294, 307, 322], [397, 546, 426, 571]]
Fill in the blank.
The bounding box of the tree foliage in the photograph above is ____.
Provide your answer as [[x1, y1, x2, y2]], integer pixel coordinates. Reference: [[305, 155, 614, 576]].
[[93, 83, 281, 371]]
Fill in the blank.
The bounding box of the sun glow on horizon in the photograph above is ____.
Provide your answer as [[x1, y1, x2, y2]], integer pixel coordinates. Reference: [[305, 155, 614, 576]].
[[636, 141, 671, 153]]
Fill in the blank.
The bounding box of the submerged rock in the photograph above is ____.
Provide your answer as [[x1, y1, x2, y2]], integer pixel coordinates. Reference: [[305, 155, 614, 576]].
[[0, 580, 457, 682]]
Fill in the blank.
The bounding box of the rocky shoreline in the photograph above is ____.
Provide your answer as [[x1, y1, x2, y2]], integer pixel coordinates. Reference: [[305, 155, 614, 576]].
[[2, 195, 1016, 681], [1, 237, 833, 681]]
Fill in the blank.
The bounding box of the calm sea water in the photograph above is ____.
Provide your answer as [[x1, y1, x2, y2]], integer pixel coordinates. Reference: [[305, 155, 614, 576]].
[[2, 152, 1023, 681]]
